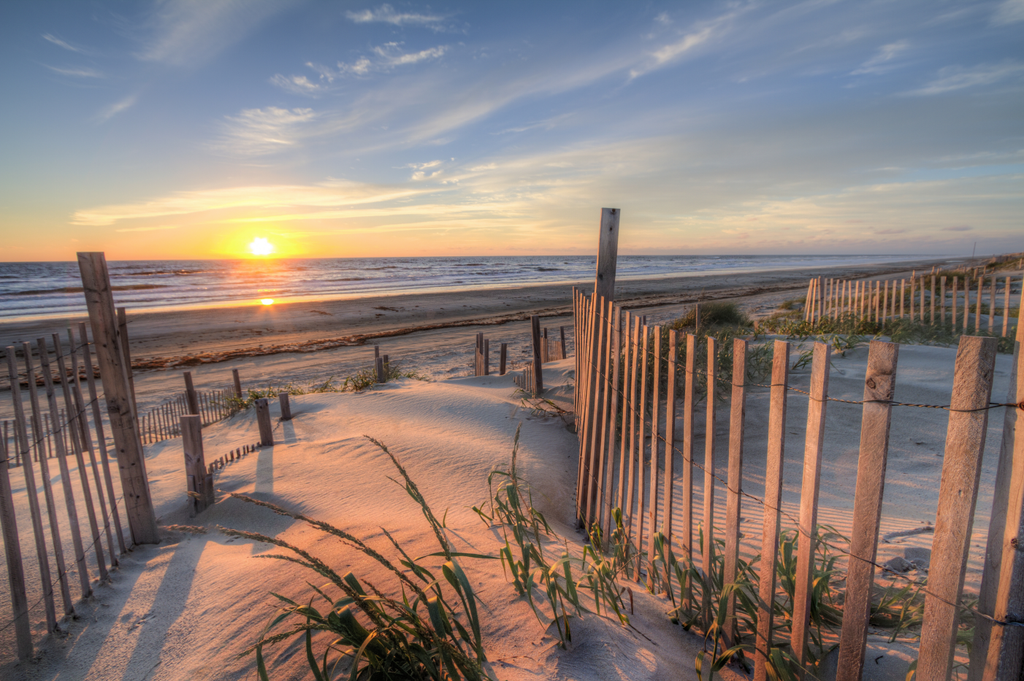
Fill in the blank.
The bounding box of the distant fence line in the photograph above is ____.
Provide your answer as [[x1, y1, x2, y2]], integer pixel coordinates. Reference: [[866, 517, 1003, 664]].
[[803, 269, 1020, 339], [572, 285, 1024, 680]]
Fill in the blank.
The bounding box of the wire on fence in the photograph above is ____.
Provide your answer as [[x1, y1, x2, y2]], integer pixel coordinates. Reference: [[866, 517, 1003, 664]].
[[573, 321, 1024, 633], [0, 492, 129, 636]]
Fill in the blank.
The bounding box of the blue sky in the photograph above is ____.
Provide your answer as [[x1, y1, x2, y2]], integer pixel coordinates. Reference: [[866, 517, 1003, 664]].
[[1, 0, 1021, 260]]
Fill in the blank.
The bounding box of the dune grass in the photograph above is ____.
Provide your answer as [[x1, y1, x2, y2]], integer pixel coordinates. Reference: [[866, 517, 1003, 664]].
[[222, 436, 492, 681], [224, 362, 428, 412]]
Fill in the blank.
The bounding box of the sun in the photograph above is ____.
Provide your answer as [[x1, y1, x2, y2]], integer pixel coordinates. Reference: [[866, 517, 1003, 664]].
[[248, 237, 275, 257]]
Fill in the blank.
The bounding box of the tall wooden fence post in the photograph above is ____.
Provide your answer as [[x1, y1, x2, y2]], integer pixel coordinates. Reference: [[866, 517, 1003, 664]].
[[754, 340, 790, 681], [5, 349, 57, 633], [594, 208, 620, 301], [255, 398, 274, 446], [918, 336, 998, 679], [977, 307, 1024, 680], [232, 368, 243, 399], [0, 393, 32, 659], [531, 315, 544, 396], [836, 340, 900, 681], [181, 415, 214, 514], [723, 338, 747, 646], [77, 252, 159, 545], [184, 371, 200, 415], [791, 342, 831, 671], [116, 307, 138, 421]]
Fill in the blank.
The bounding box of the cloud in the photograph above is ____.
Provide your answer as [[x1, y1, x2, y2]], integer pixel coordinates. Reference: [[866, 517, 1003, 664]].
[[630, 26, 714, 79], [115, 225, 180, 233], [345, 4, 444, 27], [137, 0, 294, 67], [908, 61, 1024, 95], [213, 106, 318, 156], [269, 73, 323, 95], [493, 113, 573, 135], [628, 7, 744, 80], [993, 0, 1024, 25], [308, 43, 449, 81], [97, 94, 138, 122], [943, 225, 973, 232], [45, 65, 104, 78], [373, 43, 448, 67], [851, 41, 910, 75], [655, 12, 672, 26], [42, 33, 88, 53], [71, 181, 433, 226], [407, 159, 444, 181]]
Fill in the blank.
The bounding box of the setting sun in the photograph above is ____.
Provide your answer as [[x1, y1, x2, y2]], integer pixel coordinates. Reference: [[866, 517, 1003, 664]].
[[249, 237, 275, 257]]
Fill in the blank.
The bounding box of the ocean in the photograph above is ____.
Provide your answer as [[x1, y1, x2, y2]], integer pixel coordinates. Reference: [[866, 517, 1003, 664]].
[[0, 254, 930, 322]]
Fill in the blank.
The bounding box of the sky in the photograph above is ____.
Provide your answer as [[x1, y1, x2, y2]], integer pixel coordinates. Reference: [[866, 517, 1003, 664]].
[[0, 0, 1022, 261]]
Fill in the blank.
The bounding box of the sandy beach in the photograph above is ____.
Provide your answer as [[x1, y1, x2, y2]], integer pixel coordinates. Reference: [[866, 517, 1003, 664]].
[[0, 341, 1015, 680], [2, 254, 1020, 680], [0, 256, 960, 421]]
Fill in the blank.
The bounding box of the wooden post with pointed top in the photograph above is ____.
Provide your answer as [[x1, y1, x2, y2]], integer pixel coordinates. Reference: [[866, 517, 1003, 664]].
[[77, 252, 159, 545], [184, 371, 200, 415], [116, 307, 138, 421], [594, 208, 620, 302]]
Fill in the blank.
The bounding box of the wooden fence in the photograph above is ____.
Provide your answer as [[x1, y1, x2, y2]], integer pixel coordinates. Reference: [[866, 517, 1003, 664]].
[[803, 270, 1020, 339], [572, 286, 1024, 680], [0, 328, 130, 662], [138, 388, 231, 445]]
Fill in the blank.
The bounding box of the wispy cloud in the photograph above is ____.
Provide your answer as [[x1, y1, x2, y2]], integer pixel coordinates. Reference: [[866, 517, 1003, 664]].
[[42, 33, 89, 54], [630, 26, 714, 79], [629, 7, 743, 80], [71, 181, 434, 226], [494, 113, 573, 135], [45, 65, 104, 78], [302, 43, 450, 84], [213, 107, 318, 156], [138, 0, 294, 67], [96, 94, 138, 122], [993, 0, 1024, 25], [908, 61, 1024, 95], [115, 224, 180, 233], [407, 159, 444, 181], [346, 4, 445, 27], [374, 43, 448, 67], [269, 73, 323, 95], [943, 225, 973, 231], [851, 41, 910, 75]]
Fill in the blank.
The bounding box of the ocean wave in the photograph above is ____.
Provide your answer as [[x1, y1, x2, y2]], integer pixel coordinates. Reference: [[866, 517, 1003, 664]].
[[7, 284, 169, 296]]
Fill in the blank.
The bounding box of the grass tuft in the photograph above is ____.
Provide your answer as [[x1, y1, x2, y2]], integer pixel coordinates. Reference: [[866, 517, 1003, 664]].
[[223, 437, 492, 680]]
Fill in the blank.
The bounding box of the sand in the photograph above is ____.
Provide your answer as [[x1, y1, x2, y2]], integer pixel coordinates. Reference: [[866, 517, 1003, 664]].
[[1, 255, 1019, 680], [0, 339, 1016, 680]]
